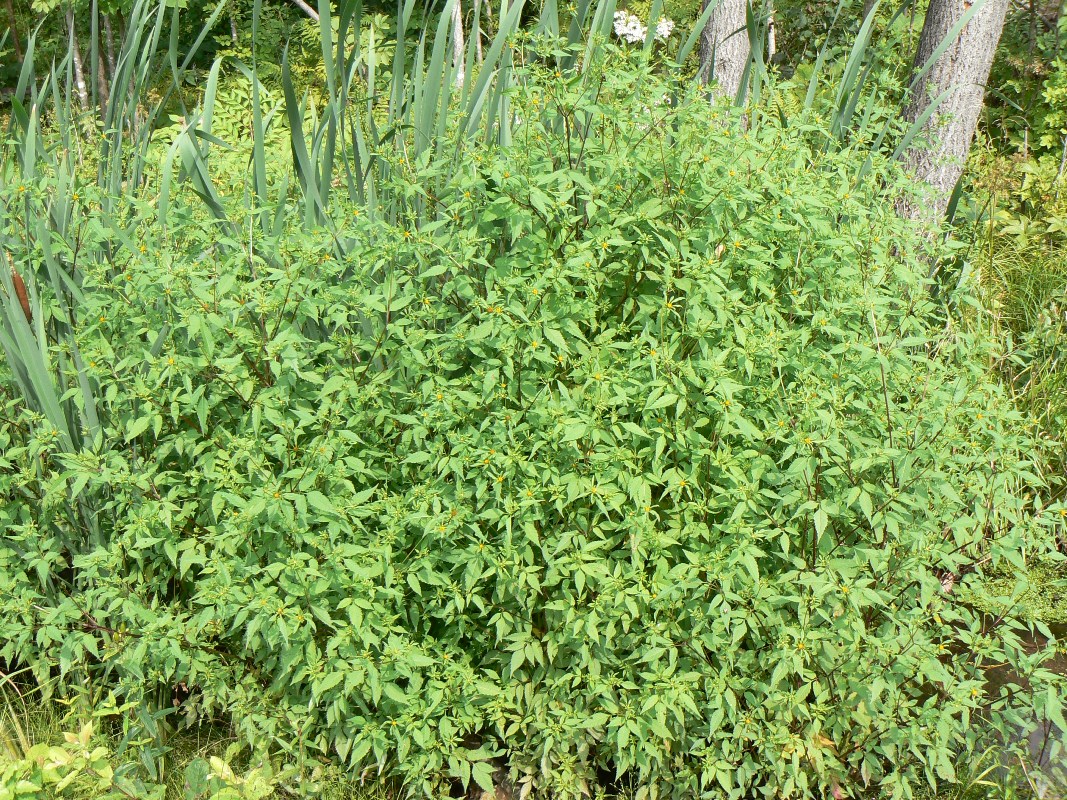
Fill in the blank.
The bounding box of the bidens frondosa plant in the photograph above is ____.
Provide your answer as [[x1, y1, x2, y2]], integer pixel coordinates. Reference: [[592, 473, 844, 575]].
[[0, 45, 1063, 800]]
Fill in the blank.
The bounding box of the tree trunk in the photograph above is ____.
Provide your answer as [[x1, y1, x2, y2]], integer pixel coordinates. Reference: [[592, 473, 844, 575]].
[[286, 0, 319, 21], [67, 6, 90, 109], [95, 43, 110, 106], [474, 0, 482, 63], [452, 0, 465, 87], [897, 0, 1010, 225], [5, 0, 21, 61], [861, 0, 878, 24], [698, 0, 751, 102], [103, 13, 117, 77], [766, 0, 776, 61]]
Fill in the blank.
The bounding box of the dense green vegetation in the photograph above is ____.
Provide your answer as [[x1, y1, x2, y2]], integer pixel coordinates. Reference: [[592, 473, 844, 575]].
[[1, 0, 1066, 798]]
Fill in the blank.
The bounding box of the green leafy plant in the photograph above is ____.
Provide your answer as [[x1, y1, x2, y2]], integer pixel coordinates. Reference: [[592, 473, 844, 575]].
[[3, 36, 1066, 799]]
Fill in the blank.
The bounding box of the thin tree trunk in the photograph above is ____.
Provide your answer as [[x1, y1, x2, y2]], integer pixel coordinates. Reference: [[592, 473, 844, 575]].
[[286, 0, 319, 21], [474, 0, 483, 64], [5, 0, 21, 61], [452, 0, 465, 87], [766, 0, 776, 61], [96, 41, 110, 106], [67, 6, 90, 109], [862, 0, 878, 24], [698, 0, 751, 102], [103, 13, 117, 77], [897, 0, 1010, 226]]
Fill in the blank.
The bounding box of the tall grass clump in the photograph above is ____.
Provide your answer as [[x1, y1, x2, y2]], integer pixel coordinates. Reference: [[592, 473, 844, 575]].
[[1, 1, 1066, 799]]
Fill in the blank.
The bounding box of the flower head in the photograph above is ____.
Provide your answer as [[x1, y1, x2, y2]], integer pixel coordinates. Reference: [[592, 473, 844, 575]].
[[613, 11, 647, 43]]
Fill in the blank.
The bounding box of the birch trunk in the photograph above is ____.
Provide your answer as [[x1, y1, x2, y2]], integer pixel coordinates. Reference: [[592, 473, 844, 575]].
[[766, 0, 776, 61], [67, 7, 90, 109], [897, 0, 1010, 225], [698, 0, 750, 102], [452, 0, 465, 88]]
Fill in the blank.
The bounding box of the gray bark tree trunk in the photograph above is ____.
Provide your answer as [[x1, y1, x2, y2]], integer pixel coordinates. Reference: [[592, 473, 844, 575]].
[[897, 0, 1010, 225], [103, 14, 117, 78], [67, 7, 90, 109], [698, 0, 750, 101], [452, 0, 465, 88], [287, 0, 319, 21]]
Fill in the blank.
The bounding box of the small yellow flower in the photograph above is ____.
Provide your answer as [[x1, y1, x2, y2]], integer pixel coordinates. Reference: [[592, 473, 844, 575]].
[[17, 185, 26, 193], [530, 340, 540, 349], [99, 315, 107, 323], [167, 357, 175, 366], [796, 641, 805, 651], [436, 392, 443, 400], [496, 475, 504, 483], [72, 192, 80, 201], [139, 245, 147, 254]]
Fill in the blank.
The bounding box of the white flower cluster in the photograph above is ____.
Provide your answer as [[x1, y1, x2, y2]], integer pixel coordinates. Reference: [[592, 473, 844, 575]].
[[612, 11, 675, 44], [613, 11, 647, 43], [655, 17, 675, 38]]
